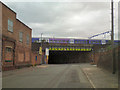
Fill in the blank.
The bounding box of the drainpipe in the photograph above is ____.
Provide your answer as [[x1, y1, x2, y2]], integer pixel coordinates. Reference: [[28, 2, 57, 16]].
[[13, 41, 16, 67], [41, 33, 43, 64]]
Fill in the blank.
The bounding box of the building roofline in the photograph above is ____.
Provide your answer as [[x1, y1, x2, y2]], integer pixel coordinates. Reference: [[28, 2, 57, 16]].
[[16, 19, 32, 30], [0, 2, 32, 31], [0, 1, 16, 14]]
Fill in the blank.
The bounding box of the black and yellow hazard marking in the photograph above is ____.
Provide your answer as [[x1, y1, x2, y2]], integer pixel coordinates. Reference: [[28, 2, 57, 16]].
[[49, 48, 92, 51]]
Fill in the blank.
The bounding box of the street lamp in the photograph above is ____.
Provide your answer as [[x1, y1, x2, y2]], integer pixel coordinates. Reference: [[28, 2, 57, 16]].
[[111, 0, 116, 74], [41, 33, 43, 64]]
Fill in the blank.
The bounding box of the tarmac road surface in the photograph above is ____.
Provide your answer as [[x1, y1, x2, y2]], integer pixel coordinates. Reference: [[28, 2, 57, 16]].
[[2, 64, 93, 88]]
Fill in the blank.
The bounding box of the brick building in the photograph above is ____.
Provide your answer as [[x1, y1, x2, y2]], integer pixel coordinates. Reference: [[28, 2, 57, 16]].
[[31, 42, 48, 65], [31, 51, 41, 66], [1, 2, 33, 70]]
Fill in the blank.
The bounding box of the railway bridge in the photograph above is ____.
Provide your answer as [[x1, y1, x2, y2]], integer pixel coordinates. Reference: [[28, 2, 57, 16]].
[[32, 37, 120, 64], [48, 43, 93, 64], [32, 38, 96, 64]]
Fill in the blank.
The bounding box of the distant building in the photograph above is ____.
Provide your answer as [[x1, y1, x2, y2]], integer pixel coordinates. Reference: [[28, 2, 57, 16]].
[[1, 2, 33, 70]]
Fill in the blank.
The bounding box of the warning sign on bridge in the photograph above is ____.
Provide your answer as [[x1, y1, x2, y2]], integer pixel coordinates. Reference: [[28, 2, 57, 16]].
[[46, 48, 49, 56]]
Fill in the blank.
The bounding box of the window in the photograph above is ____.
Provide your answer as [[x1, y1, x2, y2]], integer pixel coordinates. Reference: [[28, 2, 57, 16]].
[[98, 40, 101, 44], [67, 40, 69, 43], [19, 32, 23, 42], [78, 41, 80, 43], [58, 40, 61, 43], [26, 35, 29, 44], [54, 40, 57, 43], [75, 41, 78, 43], [92, 41, 97, 44], [6, 47, 12, 52], [49, 40, 51, 43], [63, 40, 65, 43], [8, 19, 13, 32], [80, 41, 86, 44]]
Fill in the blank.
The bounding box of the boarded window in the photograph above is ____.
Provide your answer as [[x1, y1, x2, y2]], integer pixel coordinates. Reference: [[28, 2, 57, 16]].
[[5, 47, 13, 61], [25, 52, 30, 62], [18, 53, 24, 62]]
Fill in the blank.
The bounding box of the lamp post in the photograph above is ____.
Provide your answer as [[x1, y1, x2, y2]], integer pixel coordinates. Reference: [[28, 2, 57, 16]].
[[111, 0, 116, 74], [41, 33, 43, 64]]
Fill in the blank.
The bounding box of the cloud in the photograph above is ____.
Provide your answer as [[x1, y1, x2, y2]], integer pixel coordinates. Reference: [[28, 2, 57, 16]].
[[2, 1, 118, 40]]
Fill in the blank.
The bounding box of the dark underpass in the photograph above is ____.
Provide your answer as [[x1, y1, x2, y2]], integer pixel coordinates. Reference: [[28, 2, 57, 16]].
[[48, 51, 91, 64]]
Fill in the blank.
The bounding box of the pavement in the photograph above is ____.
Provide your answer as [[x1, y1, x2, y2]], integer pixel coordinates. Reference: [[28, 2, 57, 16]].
[[80, 64, 118, 88], [2, 64, 118, 88]]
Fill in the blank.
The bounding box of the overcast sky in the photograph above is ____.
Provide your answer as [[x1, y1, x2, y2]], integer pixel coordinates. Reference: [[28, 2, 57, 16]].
[[1, 1, 119, 40]]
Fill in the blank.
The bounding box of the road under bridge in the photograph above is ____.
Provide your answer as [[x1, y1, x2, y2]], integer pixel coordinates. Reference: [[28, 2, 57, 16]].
[[48, 44, 92, 64], [48, 51, 91, 64], [32, 42, 93, 64]]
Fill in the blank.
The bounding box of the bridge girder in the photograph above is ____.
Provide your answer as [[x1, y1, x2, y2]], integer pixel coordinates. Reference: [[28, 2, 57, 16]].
[[48, 43, 93, 51]]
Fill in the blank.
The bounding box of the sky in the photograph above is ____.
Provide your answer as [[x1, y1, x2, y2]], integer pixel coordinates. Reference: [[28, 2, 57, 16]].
[[1, 0, 119, 40]]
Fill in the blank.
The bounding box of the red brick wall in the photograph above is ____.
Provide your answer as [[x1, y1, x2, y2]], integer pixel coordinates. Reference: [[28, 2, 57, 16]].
[[2, 2, 32, 69], [95, 47, 119, 72], [2, 39, 14, 67], [31, 52, 41, 66], [15, 20, 32, 66], [2, 3, 17, 40], [15, 19, 32, 48], [94, 52, 100, 65]]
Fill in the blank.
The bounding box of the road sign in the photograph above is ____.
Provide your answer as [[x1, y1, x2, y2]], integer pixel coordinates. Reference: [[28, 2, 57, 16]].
[[39, 47, 42, 55]]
